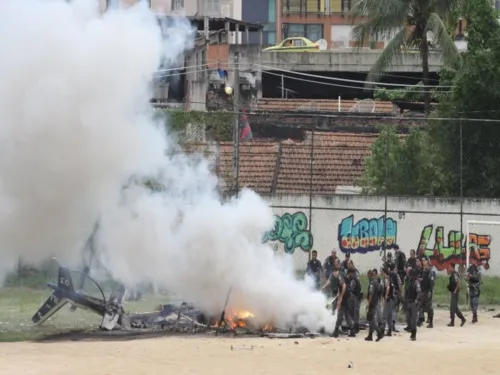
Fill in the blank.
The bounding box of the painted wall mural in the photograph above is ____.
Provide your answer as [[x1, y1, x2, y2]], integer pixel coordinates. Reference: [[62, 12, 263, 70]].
[[337, 215, 398, 254], [418, 225, 491, 271], [264, 211, 314, 254]]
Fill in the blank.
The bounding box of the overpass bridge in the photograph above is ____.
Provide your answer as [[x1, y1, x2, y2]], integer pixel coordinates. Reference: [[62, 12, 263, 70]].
[[231, 45, 442, 73]]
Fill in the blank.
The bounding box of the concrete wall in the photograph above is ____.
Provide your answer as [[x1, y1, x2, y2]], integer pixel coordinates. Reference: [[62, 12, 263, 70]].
[[261, 50, 442, 72], [264, 195, 500, 275]]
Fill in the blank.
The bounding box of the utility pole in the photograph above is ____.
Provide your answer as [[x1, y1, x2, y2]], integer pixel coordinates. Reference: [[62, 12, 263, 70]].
[[233, 52, 240, 197]]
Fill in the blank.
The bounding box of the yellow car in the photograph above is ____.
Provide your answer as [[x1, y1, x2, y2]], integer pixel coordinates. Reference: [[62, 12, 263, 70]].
[[263, 37, 322, 52]]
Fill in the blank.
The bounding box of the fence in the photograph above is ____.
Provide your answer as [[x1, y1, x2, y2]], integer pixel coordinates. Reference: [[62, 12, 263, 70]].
[[187, 116, 500, 275]]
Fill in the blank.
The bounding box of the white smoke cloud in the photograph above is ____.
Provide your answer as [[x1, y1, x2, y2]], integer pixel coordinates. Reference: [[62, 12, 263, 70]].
[[0, 0, 334, 332]]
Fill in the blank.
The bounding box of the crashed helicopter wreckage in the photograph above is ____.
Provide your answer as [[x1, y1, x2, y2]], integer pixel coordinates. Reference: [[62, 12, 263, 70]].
[[31, 266, 325, 338], [31, 266, 215, 332]]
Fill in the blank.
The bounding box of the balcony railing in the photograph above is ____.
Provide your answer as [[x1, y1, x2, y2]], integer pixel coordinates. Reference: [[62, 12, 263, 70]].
[[281, 0, 351, 16]]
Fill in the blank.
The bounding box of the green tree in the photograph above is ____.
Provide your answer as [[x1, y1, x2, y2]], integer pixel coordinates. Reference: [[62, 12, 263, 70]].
[[431, 0, 500, 197], [351, 0, 461, 113], [361, 126, 445, 195]]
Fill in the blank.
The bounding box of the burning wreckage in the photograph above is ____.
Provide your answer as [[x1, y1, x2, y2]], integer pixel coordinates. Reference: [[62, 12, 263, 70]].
[[31, 266, 322, 338]]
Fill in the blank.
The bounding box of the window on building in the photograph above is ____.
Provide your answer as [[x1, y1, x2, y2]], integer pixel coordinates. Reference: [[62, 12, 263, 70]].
[[203, 0, 220, 16], [171, 0, 184, 11], [282, 24, 324, 41]]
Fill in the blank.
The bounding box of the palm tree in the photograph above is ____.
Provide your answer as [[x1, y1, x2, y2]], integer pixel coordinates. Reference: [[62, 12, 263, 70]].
[[351, 0, 462, 113]]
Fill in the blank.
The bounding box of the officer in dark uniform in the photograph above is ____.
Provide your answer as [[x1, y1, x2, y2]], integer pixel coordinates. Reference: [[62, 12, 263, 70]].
[[405, 268, 421, 341], [365, 270, 384, 341], [419, 258, 434, 328], [327, 268, 355, 338], [341, 253, 351, 273], [347, 267, 362, 333], [380, 267, 394, 336], [372, 268, 384, 328], [384, 252, 395, 270], [306, 250, 323, 290], [414, 258, 425, 326], [388, 263, 402, 333], [393, 245, 407, 286], [447, 262, 466, 327], [406, 249, 417, 272], [323, 250, 338, 281], [467, 257, 482, 323]]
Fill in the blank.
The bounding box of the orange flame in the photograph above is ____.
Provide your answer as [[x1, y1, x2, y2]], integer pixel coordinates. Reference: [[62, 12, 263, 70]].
[[226, 310, 254, 328], [212, 310, 275, 332]]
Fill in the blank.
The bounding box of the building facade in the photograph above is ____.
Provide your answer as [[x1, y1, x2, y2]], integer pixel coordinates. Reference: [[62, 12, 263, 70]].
[[99, 0, 241, 18], [240, 0, 391, 48]]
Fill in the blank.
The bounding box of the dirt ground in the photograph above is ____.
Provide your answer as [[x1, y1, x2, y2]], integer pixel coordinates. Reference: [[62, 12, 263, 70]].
[[1, 310, 499, 375]]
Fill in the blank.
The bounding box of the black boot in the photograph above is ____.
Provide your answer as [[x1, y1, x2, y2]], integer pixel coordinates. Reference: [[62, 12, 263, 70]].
[[331, 328, 340, 338], [410, 330, 416, 341], [426, 311, 434, 328], [365, 332, 373, 341], [386, 329, 392, 337], [348, 328, 356, 337], [354, 323, 360, 334], [461, 318, 466, 326], [376, 329, 384, 342], [447, 320, 454, 327], [404, 326, 410, 332], [472, 313, 478, 323]]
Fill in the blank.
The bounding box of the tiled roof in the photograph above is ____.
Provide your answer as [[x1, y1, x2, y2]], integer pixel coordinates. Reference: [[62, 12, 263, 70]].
[[257, 98, 394, 113], [276, 132, 378, 194], [218, 142, 279, 193], [184, 132, 379, 194]]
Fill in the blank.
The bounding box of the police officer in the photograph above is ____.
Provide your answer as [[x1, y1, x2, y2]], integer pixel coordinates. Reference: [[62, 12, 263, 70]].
[[405, 268, 421, 341], [372, 268, 384, 328], [380, 267, 394, 336], [341, 253, 351, 273], [447, 262, 466, 327], [419, 258, 434, 328], [327, 268, 355, 338], [406, 249, 417, 271], [393, 245, 407, 286], [384, 252, 395, 270], [365, 270, 384, 341], [306, 250, 323, 290], [388, 263, 402, 332], [323, 250, 338, 281], [467, 257, 482, 323], [347, 267, 362, 333]]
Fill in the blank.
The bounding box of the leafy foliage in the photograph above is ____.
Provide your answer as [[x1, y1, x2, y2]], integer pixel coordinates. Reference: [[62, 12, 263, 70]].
[[363, 0, 500, 198], [157, 109, 234, 142], [374, 82, 440, 102], [351, 0, 461, 112], [429, 0, 500, 197], [361, 126, 445, 196]]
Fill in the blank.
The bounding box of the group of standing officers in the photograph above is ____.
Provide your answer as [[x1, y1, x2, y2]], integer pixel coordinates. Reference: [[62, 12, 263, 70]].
[[306, 246, 482, 341]]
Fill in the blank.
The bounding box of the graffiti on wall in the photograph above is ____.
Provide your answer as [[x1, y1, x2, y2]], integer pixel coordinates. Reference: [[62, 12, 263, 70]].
[[418, 225, 491, 270], [338, 215, 397, 254], [264, 211, 314, 254]]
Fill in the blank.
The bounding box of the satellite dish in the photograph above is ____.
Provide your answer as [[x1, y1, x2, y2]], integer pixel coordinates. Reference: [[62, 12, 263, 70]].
[[316, 39, 328, 51]]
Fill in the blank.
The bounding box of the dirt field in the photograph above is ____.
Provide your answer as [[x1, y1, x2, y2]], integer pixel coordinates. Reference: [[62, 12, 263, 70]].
[[0, 310, 498, 375]]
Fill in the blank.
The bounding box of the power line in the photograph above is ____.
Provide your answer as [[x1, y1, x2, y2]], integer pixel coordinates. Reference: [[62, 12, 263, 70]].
[[261, 70, 445, 93], [254, 64, 452, 88]]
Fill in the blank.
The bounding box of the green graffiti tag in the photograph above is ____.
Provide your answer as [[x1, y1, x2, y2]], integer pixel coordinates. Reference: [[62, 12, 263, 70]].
[[264, 212, 313, 254]]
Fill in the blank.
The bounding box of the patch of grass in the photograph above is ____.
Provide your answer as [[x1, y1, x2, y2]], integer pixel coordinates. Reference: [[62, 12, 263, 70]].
[[0, 286, 169, 342]]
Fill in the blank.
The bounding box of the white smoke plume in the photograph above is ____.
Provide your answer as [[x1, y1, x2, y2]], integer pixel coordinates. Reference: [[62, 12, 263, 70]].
[[0, 0, 335, 332]]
